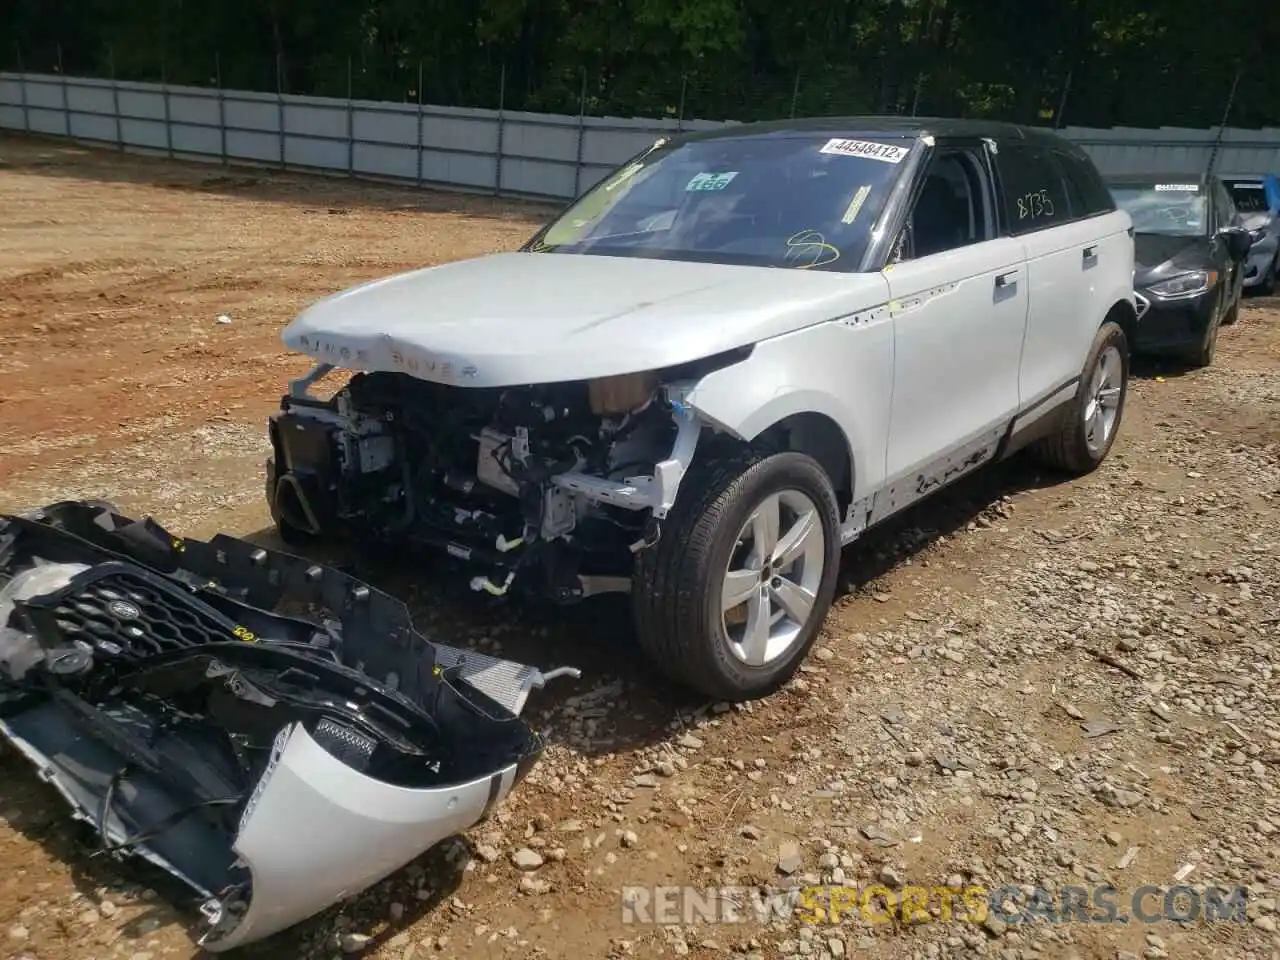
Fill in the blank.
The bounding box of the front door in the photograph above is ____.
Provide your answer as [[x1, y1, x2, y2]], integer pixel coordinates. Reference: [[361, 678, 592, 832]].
[[882, 143, 1029, 488], [1210, 179, 1244, 313]]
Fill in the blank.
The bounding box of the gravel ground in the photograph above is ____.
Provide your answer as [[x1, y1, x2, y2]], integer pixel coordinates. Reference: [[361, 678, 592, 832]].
[[1, 134, 1278, 960]]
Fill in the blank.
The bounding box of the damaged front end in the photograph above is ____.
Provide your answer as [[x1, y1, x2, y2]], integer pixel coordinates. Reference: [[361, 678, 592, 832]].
[[0, 500, 577, 951], [264, 359, 726, 603]]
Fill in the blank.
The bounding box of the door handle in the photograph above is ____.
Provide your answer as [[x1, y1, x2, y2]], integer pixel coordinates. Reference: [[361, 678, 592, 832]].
[[994, 271, 1019, 289], [1083, 245, 1098, 261]]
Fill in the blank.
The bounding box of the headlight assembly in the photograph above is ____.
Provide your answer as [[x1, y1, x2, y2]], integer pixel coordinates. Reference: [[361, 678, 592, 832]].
[[1147, 270, 1216, 299]]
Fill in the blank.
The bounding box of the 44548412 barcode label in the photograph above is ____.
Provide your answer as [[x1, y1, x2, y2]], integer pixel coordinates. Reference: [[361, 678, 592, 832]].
[[818, 138, 909, 164]]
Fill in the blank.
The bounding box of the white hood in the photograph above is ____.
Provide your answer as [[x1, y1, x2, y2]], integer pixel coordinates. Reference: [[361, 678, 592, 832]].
[[281, 252, 888, 387]]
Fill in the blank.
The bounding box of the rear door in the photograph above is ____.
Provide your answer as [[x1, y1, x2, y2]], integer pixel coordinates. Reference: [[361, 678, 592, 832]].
[[881, 138, 1028, 485], [994, 140, 1127, 408], [1049, 144, 1134, 352]]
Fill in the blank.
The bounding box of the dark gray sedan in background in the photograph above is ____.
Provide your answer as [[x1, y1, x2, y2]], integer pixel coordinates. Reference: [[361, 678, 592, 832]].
[[1107, 173, 1253, 367]]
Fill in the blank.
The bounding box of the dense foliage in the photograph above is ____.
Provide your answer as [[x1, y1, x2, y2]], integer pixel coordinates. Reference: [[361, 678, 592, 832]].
[[4, 0, 1276, 128]]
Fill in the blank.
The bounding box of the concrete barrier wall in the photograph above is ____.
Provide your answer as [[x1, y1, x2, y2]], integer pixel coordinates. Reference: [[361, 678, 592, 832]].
[[2, 72, 1278, 200]]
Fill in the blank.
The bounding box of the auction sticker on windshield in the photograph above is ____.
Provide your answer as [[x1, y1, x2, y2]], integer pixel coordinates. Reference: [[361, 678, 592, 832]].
[[819, 138, 909, 164], [841, 184, 872, 224], [1154, 184, 1200, 191], [604, 162, 645, 191], [686, 172, 739, 191]]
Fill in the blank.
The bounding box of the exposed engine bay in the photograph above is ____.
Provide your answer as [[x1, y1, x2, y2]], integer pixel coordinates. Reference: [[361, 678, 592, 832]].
[[0, 500, 577, 950], [266, 363, 704, 601]]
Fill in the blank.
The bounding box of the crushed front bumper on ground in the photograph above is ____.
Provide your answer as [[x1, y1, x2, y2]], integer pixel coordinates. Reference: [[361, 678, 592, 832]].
[[0, 500, 578, 951]]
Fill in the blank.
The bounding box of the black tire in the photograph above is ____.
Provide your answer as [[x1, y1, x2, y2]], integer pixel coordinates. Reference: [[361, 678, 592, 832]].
[[631, 451, 841, 702], [1186, 303, 1224, 368], [1258, 255, 1278, 297], [1220, 286, 1242, 324], [1029, 321, 1130, 475]]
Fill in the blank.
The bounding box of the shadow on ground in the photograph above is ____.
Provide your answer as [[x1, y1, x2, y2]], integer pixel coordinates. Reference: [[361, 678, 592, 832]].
[[0, 132, 560, 225]]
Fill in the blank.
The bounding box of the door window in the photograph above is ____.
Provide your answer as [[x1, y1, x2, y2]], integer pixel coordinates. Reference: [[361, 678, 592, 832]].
[[891, 148, 993, 262], [1052, 150, 1115, 219], [995, 144, 1070, 235]]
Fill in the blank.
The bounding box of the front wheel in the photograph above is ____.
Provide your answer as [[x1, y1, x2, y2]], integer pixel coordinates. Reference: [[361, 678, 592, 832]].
[[632, 451, 841, 702], [1258, 255, 1278, 297], [1187, 300, 1225, 368], [1029, 321, 1130, 474]]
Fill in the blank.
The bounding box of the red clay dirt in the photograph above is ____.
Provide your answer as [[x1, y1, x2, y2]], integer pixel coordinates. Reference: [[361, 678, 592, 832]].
[[1, 134, 1278, 960]]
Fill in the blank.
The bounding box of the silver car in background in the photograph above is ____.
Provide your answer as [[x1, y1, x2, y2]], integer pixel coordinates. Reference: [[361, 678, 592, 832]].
[[1222, 174, 1280, 294]]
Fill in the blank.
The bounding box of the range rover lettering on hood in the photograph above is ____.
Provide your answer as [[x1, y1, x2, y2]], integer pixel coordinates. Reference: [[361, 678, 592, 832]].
[[293, 335, 480, 381]]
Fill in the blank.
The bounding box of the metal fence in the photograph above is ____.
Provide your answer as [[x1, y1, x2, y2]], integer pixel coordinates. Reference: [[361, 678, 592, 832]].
[[3, 71, 1280, 201]]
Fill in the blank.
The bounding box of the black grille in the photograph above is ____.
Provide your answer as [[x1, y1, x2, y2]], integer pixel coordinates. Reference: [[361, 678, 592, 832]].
[[46, 571, 235, 662]]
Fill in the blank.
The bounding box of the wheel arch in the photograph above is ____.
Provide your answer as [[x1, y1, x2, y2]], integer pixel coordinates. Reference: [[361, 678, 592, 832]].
[[752, 412, 856, 515], [682, 390, 864, 516], [1104, 297, 1138, 350]]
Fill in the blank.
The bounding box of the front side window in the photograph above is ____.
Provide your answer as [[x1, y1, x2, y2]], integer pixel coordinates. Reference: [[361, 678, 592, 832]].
[[892, 148, 993, 261], [525, 134, 916, 272], [1107, 181, 1208, 237], [1223, 179, 1268, 214], [994, 144, 1070, 235]]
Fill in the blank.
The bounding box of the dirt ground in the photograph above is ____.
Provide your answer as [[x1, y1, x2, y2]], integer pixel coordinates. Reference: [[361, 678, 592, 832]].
[[1, 134, 1278, 960]]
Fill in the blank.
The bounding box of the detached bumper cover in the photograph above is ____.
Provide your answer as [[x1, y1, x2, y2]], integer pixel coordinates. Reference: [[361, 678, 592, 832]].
[[0, 500, 578, 951]]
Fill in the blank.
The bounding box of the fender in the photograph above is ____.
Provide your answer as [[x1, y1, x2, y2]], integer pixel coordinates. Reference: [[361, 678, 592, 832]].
[[680, 315, 894, 500]]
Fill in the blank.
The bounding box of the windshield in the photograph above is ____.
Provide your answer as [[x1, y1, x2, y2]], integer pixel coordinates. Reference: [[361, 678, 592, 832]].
[[1223, 180, 1269, 214], [526, 134, 914, 272], [1108, 182, 1207, 237]]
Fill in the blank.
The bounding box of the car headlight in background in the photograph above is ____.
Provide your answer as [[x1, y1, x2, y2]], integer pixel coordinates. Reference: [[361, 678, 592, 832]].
[[1248, 227, 1266, 244], [1147, 270, 1216, 299]]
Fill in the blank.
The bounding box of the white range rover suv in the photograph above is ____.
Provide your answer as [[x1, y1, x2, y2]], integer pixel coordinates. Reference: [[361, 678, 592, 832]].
[[265, 117, 1137, 702]]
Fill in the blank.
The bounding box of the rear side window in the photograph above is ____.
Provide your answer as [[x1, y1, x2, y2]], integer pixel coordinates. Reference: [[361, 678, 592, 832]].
[[995, 143, 1070, 234], [1053, 153, 1089, 218], [1054, 150, 1115, 217]]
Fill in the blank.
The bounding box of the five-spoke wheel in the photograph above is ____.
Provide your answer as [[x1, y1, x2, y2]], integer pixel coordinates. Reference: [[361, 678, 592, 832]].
[[721, 490, 826, 668], [1083, 344, 1124, 456], [632, 451, 841, 702]]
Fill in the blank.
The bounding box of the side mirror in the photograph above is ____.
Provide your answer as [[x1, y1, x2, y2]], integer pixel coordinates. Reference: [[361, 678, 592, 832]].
[[1219, 226, 1253, 260]]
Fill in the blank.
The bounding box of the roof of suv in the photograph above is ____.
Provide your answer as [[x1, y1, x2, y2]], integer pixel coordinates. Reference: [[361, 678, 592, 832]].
[[675, 116, 1073, 146]]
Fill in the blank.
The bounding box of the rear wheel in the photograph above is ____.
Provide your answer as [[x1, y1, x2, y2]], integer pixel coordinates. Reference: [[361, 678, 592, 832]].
[[1029, 321, 1129, 474], [632, 451, 841, 702]]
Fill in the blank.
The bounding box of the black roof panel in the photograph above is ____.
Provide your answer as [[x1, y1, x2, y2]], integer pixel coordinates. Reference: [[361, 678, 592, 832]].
[[674, 115, 1074, 146]]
